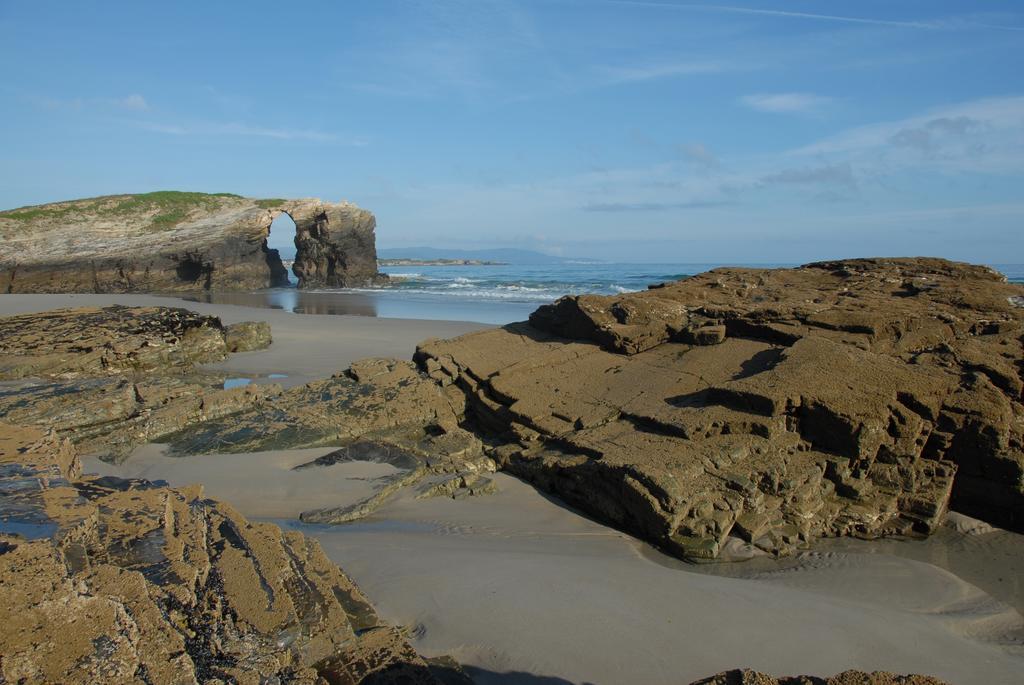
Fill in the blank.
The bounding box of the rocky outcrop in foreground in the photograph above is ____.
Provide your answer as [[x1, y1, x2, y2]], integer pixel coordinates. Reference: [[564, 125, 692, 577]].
[[0, 191, 386, 292], [0, 423, 459, 684], [691, 670, 947, 685], [2, 257, 1021, 564], [416, 258, 1024, 559], [0, 306, 279, 461], [162, 356, 497, 523]]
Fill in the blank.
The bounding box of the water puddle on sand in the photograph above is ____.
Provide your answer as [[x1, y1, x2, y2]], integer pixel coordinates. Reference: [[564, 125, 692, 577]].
[[222, 373, 288, 389], [663, 525, 1024, 619]]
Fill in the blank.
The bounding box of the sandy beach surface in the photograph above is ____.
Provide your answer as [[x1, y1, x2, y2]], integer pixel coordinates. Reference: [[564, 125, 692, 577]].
[[90, 450, 1024, 685], [9, 293, 1023, 684]]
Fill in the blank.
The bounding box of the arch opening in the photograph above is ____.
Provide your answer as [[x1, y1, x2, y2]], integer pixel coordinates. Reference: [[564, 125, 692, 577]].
[[267, 212, 299, 286]]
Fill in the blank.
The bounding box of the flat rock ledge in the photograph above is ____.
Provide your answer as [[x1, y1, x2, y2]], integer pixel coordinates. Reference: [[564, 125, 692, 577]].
[[0, 191, 387, 292], [416, 258, 1024, 559], [0, 423, 462, 684], [691, 670, 948, 685], [0, 306, 279, 461]]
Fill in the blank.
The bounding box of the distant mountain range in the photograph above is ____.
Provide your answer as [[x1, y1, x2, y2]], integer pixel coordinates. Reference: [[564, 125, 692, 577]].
[[376, 247, 598, 265]]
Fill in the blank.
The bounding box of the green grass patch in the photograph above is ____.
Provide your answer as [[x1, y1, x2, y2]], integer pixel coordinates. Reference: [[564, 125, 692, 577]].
[[255, 198, 286, 209], [0, 191, 246, 229]]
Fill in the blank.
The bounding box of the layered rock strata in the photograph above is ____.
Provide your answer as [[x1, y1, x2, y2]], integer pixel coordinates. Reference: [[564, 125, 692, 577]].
[[160, 357, 495, 523], [0, 306, 278, 461], [0, 191, 386, 292], [3, 259, 1020, 567], [691, 670, 948, 685], [0, 423, 458, 684], [416, 258, 1024, 559]]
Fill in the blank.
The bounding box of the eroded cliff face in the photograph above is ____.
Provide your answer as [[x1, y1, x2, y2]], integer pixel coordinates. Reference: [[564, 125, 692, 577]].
[[0, 192, 386, 293]]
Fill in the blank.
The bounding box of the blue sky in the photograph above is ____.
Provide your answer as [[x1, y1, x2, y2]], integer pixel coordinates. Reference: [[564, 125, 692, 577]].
[[1, 1, 1022, 263]]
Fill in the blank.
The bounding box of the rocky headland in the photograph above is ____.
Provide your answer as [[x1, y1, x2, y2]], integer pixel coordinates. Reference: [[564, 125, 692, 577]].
[[0, 192, 386, 292], [1, 257, 1022, 681]]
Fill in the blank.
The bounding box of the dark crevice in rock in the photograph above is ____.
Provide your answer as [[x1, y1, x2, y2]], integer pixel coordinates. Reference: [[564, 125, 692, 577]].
[[174, 253, 214, 289]]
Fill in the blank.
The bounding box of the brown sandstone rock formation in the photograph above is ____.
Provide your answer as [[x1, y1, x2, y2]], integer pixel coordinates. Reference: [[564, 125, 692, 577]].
[[4, 259, 1020, 567], [690, 669, 948, 685], [416, 258, 1024, 559], [290, 199, 384, 289], [0, 191, 386, 292], [0, 306, 279, 461], [0, 305, 245, 377], [160, 357, 495, 523], [0, 423, 457, 684]]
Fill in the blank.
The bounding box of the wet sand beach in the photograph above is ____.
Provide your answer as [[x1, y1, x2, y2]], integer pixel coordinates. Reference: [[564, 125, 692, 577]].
[[92, 449, 1024, 685]]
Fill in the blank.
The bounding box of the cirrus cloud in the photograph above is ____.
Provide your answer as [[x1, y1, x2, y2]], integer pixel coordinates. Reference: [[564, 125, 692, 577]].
[[740, 92, 833, 113]]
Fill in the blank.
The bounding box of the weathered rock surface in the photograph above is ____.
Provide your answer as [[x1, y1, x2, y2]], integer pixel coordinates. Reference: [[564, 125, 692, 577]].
[[225, 320, 273, 352], [0, 191, 386, 292], [416, 258, 1024, 559], [0, 305, 256, 378], [159, 358, 495, 523], [0, 306, 279, 461], [291, 200, 385, 289], [690, 670, 948, 685], [0, 423, 458, 684]]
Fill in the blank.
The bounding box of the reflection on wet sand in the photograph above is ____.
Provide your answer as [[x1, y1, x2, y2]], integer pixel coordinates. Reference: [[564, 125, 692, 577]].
[[175, 289, 380, 317], [169, 287, 538, 325]]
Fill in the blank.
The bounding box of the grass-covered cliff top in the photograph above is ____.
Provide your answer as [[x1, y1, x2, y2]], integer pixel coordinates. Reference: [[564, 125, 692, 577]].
[[0, 191, 289, 231]]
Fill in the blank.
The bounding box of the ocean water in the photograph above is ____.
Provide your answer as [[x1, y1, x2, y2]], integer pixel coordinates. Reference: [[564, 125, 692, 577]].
[[189, 262, 1024, 326], [371, 262, 794, 301], [371, 261, 1023, 300]]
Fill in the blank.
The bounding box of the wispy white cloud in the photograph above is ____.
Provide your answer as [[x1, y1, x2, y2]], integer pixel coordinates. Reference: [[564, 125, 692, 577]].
[[600, 60, 725, 84], [593, 2, 1024, 32], [791, 96, 1024, 175], [583, 199, 732, 212], [678, 142, 718, 168], [760, 162, 856, 188], [116, 94, 148, 111], [375, 94, 1024, 233], [135, 120, 366, 144], [26, 93, 149, 111], [740, 92, 832, 114]]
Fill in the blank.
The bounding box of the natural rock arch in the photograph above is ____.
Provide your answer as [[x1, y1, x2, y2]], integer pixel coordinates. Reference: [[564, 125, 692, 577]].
[[277, 200, 386, 289], [0, 192, 388, 293]]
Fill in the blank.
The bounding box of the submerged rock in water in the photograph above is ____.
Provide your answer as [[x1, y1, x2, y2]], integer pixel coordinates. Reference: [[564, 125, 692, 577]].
[[0, 422, 457, 684], [416, 258, 1024, 559]]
